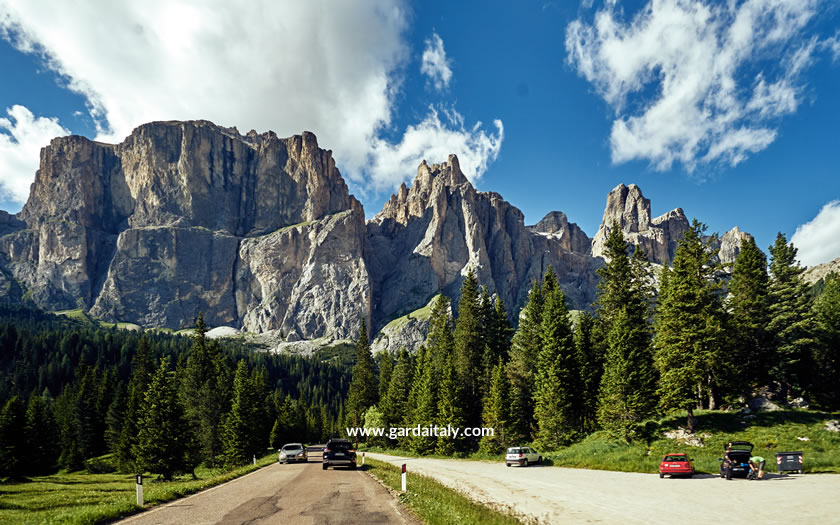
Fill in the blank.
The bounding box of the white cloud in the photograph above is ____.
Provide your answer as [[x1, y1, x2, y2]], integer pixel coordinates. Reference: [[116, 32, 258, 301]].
[[823, 30, 840, 61], [791, 201, 840, 268], [0, 1, 503, 205], [0, 105, 69, 203], [370, 106, 503, 190], [566, 0, 821, 172], [421, 33, 453, 91]]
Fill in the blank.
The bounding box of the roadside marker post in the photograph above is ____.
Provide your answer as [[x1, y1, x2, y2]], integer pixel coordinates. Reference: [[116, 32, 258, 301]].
[[362, 452, 365, 466], [253, 455, 256, 466], [401, 463, 407, 492], [135, 475, 143, 506]]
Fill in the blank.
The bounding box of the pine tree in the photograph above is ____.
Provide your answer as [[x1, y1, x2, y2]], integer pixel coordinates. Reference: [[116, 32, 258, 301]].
[[479, 359, 510, 454], [26, 392, 60, 474], [222, 360, 262, 467], [574, 312, 601, 434], [436, 351, 467, 454], [180, 315, 232, 468], [481, 295, 513, 401], [727, 236, 771, 391], [507, 278, 543, 443], [135, 357, 192, 481], [654, 220, 727, 431], [407, 346, 438, 454], [378, 353, 393, 404], [453, 270, 484, 428], [812, 274, 840, 409], [596, 225, 657, 440], [0, 396, 27, 478], [533, 269, 579, 448], [346, 318, 378, 427], [768, 233, 818, 401], [117, 336, 154, 471], [381, 348, 414, 433]]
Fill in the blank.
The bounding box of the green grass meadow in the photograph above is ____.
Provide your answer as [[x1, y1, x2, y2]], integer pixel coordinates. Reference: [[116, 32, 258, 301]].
[[0, 453, 278, 525], [363, 457, 524, 525]]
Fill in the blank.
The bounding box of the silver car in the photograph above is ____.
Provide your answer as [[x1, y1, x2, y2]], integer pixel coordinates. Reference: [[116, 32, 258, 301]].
[[278, 443, 307, 463], [505, 446, 542, 467]]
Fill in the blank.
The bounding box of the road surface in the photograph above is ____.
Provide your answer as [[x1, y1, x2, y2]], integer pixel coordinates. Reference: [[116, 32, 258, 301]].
[[118, 455, 419, 525], [368, 452, 840, 524]]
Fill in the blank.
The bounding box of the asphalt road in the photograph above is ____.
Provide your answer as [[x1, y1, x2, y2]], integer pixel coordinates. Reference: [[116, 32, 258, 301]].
[[117, 455, 419, 525], [368, 452, 840, 524]]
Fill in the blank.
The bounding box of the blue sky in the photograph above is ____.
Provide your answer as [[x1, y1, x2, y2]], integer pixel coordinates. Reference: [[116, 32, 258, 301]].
[[1, 0, 839, 266]]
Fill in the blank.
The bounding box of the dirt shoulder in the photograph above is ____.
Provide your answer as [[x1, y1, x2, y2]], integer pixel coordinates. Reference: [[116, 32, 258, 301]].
[[367, 452, 840, 524]]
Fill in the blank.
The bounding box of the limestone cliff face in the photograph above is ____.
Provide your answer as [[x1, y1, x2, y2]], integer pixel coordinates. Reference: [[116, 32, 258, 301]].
[[591, 184, 690, 265], [528, 211, 591, 254], [1, 121, 369, 337], [366, 155, 600, 330]]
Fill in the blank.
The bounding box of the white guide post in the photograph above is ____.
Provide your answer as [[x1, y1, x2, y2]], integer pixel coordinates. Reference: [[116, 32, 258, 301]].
[[135, 475, 143, 506], [401, 463, 407, 492]]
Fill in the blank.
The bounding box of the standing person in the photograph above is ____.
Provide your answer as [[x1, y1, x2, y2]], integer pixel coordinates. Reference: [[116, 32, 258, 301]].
[[723, 442, 735, 480], [750, 455, 766, 479]]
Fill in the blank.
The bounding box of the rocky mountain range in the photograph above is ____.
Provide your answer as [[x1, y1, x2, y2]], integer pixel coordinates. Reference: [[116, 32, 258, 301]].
[[0, 120, 751, 347]]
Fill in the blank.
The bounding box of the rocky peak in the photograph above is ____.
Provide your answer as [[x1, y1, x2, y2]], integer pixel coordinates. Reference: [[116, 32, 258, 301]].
[[527, 211, 591, 254], [375, 154, 472, 227], [600, 183, 651, 233], [591, 184, 689, 264], [713, 226, 752, 265]]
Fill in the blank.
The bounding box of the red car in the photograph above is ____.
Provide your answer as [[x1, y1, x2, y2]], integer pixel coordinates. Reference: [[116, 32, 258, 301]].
[[659, 453, 694, 478]]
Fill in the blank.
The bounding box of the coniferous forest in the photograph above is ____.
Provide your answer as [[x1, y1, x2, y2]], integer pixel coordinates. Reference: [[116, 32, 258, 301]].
[[348, 223, 840, 454], [1, 223, 839, 480], [0, 310, 350, 480]]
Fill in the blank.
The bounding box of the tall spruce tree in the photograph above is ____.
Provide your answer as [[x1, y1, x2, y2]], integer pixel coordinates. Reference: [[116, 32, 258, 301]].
[[573, 312, 601, 434], [116, 336, 155, 471], [407, 346, 438, 453], [479, 359, 510, 454], [26, 392, 60, 474], [222, 361, 263, 466], [346, 318, 378, 427], [768, 233, 818, 400], [533, 268, 579, 448], [135, 357, 193, 481], [378, 353, 393, 404], [180, 315, 232, 468], [507, 278, 543, 443], [812, 274, 840, 409], [596, 225, 657, 440], [436, 352, 467, 454], [453, 270, 484, 428], [727, 236, 771, 391], [654, 220, 728, 431], [0, 396, 27, 478], [381, 348, 414, 432]]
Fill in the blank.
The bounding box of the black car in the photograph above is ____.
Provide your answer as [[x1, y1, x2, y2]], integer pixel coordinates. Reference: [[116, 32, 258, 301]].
[[322, 438, 357, 470], [719, 441, 754, 479]]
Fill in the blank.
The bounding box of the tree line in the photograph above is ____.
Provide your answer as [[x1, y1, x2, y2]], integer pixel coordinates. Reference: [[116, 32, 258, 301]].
[[346, 220, 840, 453], [0, 312, 351, 480]]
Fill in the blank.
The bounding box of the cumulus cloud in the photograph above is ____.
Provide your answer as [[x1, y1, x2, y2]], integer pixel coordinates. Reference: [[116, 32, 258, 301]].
[[791, 201, 840, 268], [0, 105, 69, 202], [0, 1, 503, 205], [566, 0, 822, 172], [421, 33, 453, 91], [370, 106, 503, 190]]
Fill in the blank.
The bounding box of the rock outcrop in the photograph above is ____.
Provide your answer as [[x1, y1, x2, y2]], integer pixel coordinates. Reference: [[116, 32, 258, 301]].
[[803, 256, 840, 284], [591, 184, 690, 264], [0, 119, 754, 346], [527, 211, 591, 254], [590, 183, 746, 266], [366, 155, 600, 331], [0, 121, 369, 338]]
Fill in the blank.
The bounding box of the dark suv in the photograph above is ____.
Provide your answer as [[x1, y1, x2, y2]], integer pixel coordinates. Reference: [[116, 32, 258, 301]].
[[322, 438, 357, 470], [719, 441, 754, 479]]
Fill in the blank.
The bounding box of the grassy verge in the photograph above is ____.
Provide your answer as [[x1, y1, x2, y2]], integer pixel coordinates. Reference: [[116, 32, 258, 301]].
[[363, 458, 523, 525], [0, 452, 278, 524], [361, 409, 840, 475]]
